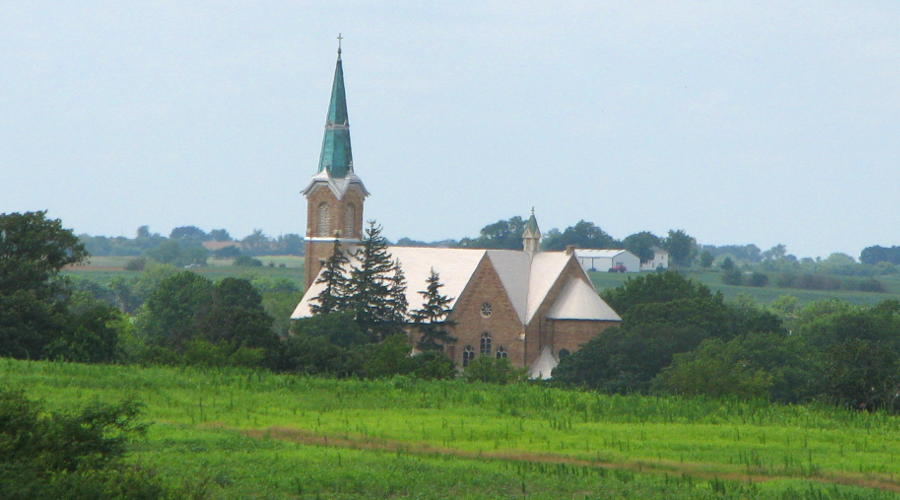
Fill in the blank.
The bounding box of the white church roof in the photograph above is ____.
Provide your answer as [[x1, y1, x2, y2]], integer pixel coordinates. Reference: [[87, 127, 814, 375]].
[[293, 246, 618, 326], [292, 246, 484, 320], [546, 278, 622, 321], [484, 250, 570, 324]]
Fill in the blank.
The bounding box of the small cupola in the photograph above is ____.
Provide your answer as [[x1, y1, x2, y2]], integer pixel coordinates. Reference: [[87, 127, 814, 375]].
[[522, 207, 541, 254]]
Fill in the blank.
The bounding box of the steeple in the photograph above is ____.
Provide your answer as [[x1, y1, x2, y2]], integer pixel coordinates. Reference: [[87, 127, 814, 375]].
[[317, 36, 353, 179], [302, 37, 368, 290], [523, 207, 541, 254]]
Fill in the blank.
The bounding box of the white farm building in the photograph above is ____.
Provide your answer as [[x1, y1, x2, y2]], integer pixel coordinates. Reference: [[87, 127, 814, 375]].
[[574, 249, 640, 273], [639, 247, 670, 271]]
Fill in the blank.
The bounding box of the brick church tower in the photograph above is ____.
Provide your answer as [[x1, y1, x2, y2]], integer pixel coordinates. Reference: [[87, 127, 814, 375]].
[[302, 41, 368, 289]]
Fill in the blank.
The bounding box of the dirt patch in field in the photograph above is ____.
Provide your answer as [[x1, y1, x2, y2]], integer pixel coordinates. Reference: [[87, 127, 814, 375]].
[[241, 426, 900, 494]]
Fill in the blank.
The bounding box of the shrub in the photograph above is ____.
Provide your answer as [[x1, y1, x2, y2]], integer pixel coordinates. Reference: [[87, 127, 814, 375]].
[[850, 277, 885, 293], [653, 333, 815, 402], [408, 350, 456, 380], [290, 312, 368, 349], [281, 334, 363, 376], [213, 246, 241, 259], [124, 257, 146, 271], [356, 334, 415, 378], [747, 272, 769, 287], [233, 255, 263, 267], [0, 389, 172, 499], [777, 273, 841, 291], [181, 338, 266, 368], [722, 268, 743, 285], [463, 356, 526, 384]]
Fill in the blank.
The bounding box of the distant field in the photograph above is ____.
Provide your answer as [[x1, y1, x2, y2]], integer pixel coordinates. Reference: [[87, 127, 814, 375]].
[[64, 255, 306, 288], [4, 359, 897, 499], [589, 270, 900, 307]]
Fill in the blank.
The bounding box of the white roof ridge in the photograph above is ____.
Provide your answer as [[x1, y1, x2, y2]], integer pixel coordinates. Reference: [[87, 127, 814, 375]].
[[523, 251, 571, 325]]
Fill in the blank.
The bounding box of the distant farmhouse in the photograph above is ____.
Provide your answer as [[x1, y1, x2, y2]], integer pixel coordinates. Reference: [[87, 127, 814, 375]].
[[640, 247, 670, 271], [292, 47, 621, 377], [574, 248, 669, 274], [575, 249, 640, 273]]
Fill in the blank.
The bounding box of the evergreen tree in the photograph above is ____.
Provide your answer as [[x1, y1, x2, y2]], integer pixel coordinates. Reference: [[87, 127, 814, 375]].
[[311, 239, 350, 315], [385, 259, 409, 326], [348, 221, 401, 341], [410, 269, 457, 351]]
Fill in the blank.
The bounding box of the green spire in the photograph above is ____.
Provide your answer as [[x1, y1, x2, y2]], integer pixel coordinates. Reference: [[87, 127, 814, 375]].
[[317, 41, 353, 178]]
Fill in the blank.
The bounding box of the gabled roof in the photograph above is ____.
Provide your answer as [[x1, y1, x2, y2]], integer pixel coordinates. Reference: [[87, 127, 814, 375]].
[[574, 249, 634, 258], [293, 246, 615, 326], [292, 247, 484, 320], [524, 252, 571, 324], [546, 278, 622, 321], [317, 52, 353, 179]]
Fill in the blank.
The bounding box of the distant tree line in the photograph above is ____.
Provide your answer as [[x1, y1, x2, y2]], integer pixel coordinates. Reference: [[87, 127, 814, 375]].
[[77, 215, 898, 277], [78, 225, 305, 267], [860, 245, 900, 266], [450, 216, 699, 267]]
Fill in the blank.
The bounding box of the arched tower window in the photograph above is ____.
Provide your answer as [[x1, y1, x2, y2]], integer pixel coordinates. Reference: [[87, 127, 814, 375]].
[[480, 332, 492, 355], [462, 346, 475, 367], [496, 346, 507, 359], [344, 203, 356, 237], [317, 202, 330, 236]]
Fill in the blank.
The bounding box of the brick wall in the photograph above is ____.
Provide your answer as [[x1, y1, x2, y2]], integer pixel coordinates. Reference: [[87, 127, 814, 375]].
[[442, 255, 527, 367], [304, 183, 365, 289]]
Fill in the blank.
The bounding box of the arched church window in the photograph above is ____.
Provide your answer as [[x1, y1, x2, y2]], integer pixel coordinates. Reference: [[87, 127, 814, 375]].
[[462, 345, 475, 367], [317, 202, 330, 236], [480, 332, 492, 355], [558, 349, 571, 360], [344, 203, 356, 237], [496, 346, 507, 359]]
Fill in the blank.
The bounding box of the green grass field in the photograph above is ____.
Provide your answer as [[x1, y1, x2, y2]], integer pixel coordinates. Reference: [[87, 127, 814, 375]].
[[589, 270, 900, 307], [64, 255, 306, 287], [4, 359, 897, 498]]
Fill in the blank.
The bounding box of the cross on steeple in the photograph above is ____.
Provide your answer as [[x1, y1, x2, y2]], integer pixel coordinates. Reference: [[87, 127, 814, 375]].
[[337, 33, 343, 57]]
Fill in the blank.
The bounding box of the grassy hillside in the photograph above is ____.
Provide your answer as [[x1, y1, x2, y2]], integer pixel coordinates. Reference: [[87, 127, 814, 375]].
[[4, 359, 897, 498], [589, 270, 900, 307]]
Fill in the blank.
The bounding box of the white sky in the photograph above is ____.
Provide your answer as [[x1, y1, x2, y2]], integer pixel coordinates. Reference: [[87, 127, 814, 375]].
[[1, 1, 898, 259]]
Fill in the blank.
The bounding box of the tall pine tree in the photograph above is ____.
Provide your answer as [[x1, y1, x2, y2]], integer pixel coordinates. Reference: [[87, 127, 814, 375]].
[[410, 269, 456, 351], [385, 259, 409, 326], [311, 239, 350, 315], [348, 221, 403, 341]]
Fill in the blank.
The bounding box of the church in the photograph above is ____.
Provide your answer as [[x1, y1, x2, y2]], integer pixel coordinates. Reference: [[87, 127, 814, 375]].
[[292, 45, 621, 378]]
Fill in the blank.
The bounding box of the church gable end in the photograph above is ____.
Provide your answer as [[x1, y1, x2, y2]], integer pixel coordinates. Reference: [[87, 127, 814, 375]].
[[524, 255, 620, 371], [447, 254, 526, 368]]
